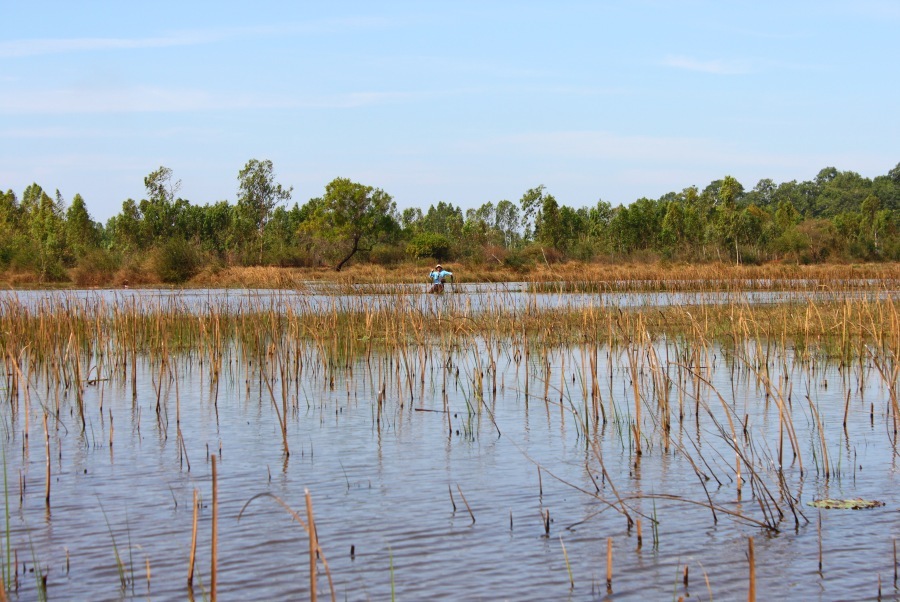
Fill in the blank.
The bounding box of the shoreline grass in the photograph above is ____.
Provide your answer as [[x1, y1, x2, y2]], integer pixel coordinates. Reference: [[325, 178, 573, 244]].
[[2, 260, 900, 291]]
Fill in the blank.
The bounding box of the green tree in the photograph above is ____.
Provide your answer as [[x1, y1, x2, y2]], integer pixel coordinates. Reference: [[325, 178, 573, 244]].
[[710, 175, 746, 263], [534, 193, 562, 250], [106, 199, 145, 254], [0, 190, 21, 267], [140, 166, 181, 243], [519, 185, 546, 241], [236, 159, 293, 264], [401, 207, 423, 232], [306, 177, 398, 271], [28, 188, 67, 280], [421, 202, 464, 239], [494, 200, 520, 248], [65, 193, 101, 261]]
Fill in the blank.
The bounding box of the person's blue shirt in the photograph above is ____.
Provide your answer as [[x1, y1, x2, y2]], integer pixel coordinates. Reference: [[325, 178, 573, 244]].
[[429, 268, 453, 284]]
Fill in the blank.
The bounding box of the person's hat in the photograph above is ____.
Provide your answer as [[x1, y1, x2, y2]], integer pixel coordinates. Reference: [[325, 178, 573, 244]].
[[436, 264, 442, 269]]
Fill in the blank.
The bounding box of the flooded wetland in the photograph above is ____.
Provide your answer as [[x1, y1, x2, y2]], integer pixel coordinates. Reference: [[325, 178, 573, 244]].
[[2, 280, 900, 600]]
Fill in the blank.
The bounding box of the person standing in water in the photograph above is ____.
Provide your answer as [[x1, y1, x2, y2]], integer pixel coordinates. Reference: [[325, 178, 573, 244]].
[[428, 264, 453, 293]]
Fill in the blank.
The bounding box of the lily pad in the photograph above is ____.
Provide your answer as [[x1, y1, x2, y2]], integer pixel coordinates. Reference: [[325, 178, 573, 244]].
[[808, 498, 885, 510]]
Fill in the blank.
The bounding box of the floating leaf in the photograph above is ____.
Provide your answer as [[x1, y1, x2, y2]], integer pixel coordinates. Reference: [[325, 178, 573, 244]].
[[808, 498, 885, 510]]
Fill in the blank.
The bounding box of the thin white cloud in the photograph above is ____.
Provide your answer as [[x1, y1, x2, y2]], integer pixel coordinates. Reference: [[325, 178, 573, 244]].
[[661, 55, 751, 75], [0, 125, 218, 140], [0, 86, 413, 114], [0, 34, 214, 58], [0, 18, 393, 58]]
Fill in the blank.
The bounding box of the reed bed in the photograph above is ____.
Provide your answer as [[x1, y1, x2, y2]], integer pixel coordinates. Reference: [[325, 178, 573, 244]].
[[0, 283, 897, 598], [0, 290, 895, 368], [147, 261, 900, 291]]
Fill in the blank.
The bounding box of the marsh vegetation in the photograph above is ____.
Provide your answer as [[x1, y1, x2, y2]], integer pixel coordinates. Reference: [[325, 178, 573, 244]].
[[0, 273, 898, 599]]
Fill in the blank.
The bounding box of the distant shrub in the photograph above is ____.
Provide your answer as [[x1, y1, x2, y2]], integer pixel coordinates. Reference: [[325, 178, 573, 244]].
[[521, 244, 563, 265], [406, 233, 452, 261], [266, 247, 316, 267], [502, 249, 533, 272], [152, 238, 200, 284], [369, 243, 406, 266], [71, 249, 118, 286]]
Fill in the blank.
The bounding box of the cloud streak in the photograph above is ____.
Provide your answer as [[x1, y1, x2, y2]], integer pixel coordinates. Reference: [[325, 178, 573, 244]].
[[0, 18, 393, 58], [0, 86, 414, 114], [661, 55, 751, 75]]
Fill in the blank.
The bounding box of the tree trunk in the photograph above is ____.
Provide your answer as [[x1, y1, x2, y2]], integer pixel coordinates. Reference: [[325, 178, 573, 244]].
[[334, 235, 360, 272]]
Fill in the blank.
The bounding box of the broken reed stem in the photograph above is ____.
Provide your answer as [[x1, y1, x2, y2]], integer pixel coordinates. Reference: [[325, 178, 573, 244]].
[[748, 536, 756, 602], [211, 454, 218, 602], [606, 537, 613, 590], [43, 413, 50, 505], [306, 489, 317, 602], [818, 511, 823, 573], [188, 489, 199, 586], [448, 485, 456, 512], [456, 484, 475, 524]]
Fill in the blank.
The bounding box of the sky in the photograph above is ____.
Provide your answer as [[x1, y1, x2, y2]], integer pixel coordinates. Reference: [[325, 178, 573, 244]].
[[1, 0, 898, 221]]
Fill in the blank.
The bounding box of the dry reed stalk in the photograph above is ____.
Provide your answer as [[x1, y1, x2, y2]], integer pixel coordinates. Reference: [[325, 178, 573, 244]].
[[559, 536, 574, 589], [43, 412, 49, 505], [606, 537, 612, 590], [456, 484, 476, 524], [748, 537, 756, 602], [187, 489, 199, 586], [238, 492, 336, 601], [817, 510, 824, 575], [627, 345, 642, 457], [211, 454, 218, 602], [261, 361, 290, 456], [807, 397, 830, 478], [306, 489, 317, 602], [636, 519, 642, 550]]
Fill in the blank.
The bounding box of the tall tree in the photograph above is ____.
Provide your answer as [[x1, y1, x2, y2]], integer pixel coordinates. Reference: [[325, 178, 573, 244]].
[[534, 193, 562, 250], [28, 188, 66, 280], [140, 166, 181, 243], [519, 185, 545, 241], [494, 200, 520, 248], [236, 159, 292, 264], [306, 177, 398, 271], [65, 193, 101, 260]]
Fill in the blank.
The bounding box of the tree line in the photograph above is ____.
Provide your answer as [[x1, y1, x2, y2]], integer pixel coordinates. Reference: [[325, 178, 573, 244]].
[[2, 160, 899, 283]]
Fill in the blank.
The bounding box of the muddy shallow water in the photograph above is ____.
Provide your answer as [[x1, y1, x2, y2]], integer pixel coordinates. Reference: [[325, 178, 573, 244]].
[[2, 290, 899, 600]]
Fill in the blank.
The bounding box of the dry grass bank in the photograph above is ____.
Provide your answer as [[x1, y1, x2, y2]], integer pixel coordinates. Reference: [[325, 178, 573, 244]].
[[2, 260, 899, 290], [185, 261, 900, 290]]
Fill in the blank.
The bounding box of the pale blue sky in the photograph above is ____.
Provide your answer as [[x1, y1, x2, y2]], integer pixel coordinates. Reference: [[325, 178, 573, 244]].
[[2, 1, 898, 220]]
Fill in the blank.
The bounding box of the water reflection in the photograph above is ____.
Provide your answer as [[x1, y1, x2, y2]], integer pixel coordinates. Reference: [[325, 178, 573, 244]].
[[3, 283, 897, 316], [0, 306, 897, 600]]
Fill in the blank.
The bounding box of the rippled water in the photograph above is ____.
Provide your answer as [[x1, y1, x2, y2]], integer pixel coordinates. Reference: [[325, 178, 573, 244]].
[[3, 282, 896, 315], [2, 293, 899, 600]]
